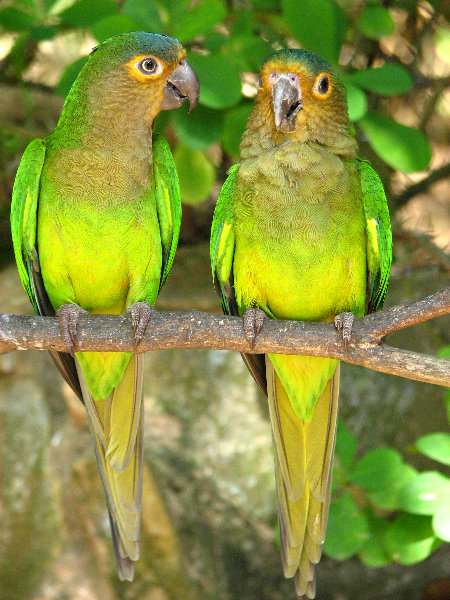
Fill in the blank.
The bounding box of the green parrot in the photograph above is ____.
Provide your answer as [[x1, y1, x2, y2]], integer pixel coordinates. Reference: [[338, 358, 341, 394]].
[[11, 32, 199, 580], [211, 49, 391, 598]]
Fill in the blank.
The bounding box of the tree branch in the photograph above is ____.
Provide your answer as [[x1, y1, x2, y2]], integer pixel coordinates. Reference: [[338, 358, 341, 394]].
[[0, 288, 448, 387], [392, 162, 450, 207]]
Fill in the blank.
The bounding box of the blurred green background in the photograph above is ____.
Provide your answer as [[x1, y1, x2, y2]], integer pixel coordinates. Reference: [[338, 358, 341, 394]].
[[0, 1, 448, 599]]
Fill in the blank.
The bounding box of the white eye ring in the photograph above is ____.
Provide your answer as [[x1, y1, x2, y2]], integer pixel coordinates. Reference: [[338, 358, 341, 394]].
[[135, 57, 162, 77]]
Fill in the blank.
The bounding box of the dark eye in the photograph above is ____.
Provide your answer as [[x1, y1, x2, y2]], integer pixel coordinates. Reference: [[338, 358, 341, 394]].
[[137, 57, 159, 75], [317, 74, 329, 95]]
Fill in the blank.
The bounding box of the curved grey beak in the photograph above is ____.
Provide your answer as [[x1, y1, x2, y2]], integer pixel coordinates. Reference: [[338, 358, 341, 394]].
[[272, 75, 303, 132], [162, 59, 200, 113]]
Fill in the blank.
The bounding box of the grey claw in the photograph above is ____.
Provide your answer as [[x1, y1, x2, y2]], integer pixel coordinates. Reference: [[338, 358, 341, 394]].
[[126, 301, 155, 349], [334, 312, 355, 352], [243, 307, 265, 350], [56, 303, 88, 356]]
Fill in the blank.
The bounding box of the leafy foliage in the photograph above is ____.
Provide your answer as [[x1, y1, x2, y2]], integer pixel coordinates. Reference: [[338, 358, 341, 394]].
[[0, 0, 438, 208], [325, 419, 450, 567]]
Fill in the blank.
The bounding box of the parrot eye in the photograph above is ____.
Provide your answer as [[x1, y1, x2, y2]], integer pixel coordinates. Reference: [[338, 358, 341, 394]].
[[136, 57, 162, 77], [314, 74, 331, 97]]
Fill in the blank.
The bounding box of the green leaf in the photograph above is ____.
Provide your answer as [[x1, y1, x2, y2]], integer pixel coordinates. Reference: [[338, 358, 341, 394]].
[[222, 103, 253, 157], [343, 82, 367, 121], [432, 499, 450, 542], [359, 112, 432, 173], [30, 25, 57, 40], [223, 35, 272, 72], [397, 471, 450, 515], [348, 447, 404, 492], [334, 419, 357, 473], [204, 32, 227, 53], [346, 64, 413, 96], [437, 345, 450, 359], [91, 15, 139, 43], [0, 7, 36, 31], [358, 6, 395, 40], [384, 514, 436, 565], [60, 0, 118, 27], [174, 0, 226, 43], [57, 56, 88, 97], [281, 0, 347, 64], [369, 463, 417, 511], [174, 104, 224, 150], [416, 432, 450, 466], [358, 509, 392, 568], [174, 145, 216, 205], [122, 0, 162, 31], [323, 492, 369, 560], [188, 53, 242, 110]]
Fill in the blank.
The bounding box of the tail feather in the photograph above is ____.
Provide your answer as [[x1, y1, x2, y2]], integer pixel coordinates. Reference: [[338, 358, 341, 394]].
[[267, 358, 340, 599], [76, 353, 144, 580]]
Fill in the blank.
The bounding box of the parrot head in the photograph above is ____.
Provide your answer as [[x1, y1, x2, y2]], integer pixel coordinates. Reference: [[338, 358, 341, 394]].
[[241, 49, 356, 158], [60, 32, 199, 133]]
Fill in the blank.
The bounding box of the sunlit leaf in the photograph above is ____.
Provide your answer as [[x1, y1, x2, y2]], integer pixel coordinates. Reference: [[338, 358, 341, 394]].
[[91, 15, 139, 43], [346, 64, 413, 96], [222, 102, 253, 157], [60, 0, 118, 27], [359, 112, 432, 173], [174, 144, 216, 205], [416, 432, 450, 466], [281, 0, 347, 64], [343, 82, 367, 121], [56, 56, 88, 97], [397, 471, 450, 515], [122, 0, 162, 31], [174, 104, 224, 150], [188, 53, 242, 110], [369, 463, 417, 511], [384, 514, 437, 565], [432, 499, 450, 542], [358, 6, 394, 40], [435, 27, 450, 64], [174, 0, 226, 43], [323, 492, 369, 560], [348, 447, 404, 492]]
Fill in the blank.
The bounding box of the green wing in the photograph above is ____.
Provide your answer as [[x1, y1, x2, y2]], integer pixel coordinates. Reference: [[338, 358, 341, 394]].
[[153, 134, 182, 288], [211, 164, 267, 394], [10, 138, 46, 313], [11, 138, 81, 396], [210, 164, 238, 314], [358, 160, 392, 313]]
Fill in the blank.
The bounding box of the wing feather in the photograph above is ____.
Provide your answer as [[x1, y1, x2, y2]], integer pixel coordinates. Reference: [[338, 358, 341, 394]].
[[358, 160, 392, 313], [153, 133, 182, 288], [211, 165, 267, 394]]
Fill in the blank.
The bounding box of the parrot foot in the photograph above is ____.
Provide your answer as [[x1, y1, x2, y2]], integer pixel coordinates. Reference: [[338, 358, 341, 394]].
[[56, 303, 88, 356], [243, 307, 265, 350], [127, 301, 155, 350], [334, 311, 355, 351]]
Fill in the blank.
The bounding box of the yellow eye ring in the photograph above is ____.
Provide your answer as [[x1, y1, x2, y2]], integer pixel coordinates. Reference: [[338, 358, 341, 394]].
[[313, 72, 332, 99]]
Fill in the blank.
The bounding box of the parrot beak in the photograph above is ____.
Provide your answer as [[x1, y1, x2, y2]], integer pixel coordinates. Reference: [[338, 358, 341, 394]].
[[271, 73, 303, 132], [162, 59, 200, 113]]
